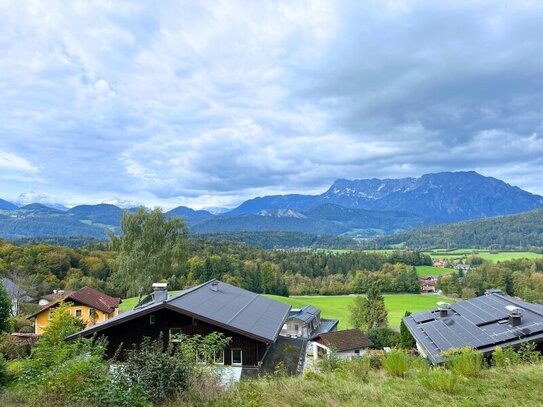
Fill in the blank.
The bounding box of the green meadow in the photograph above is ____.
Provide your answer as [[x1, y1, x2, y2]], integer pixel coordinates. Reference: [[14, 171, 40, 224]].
[[265, 294, 451, 329], [415, 265, 456, 276], [422, 249, 543, 262]]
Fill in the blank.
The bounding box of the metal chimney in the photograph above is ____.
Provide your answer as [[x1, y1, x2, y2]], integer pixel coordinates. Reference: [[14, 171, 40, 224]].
[[152, 282, 168, 303], [437, 301, 451, 317], [506, 305, 523, 327], [210, 281, 219, 292]]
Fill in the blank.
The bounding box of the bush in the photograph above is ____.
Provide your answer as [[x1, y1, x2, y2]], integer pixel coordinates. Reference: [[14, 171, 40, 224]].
[[123, 332, 230, 405], [419, 368, 460, 393], [444, 348, 484, 377], [0, 355, 7, 387], [493, 346, 521, 367], [0, 333, 32, 360], [368, 327, 401, 348], [382, 350, 410, 377]]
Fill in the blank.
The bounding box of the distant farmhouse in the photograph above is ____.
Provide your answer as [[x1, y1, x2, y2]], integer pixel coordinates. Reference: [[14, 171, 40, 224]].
[[403, 290, 543, 364], [68, 280, 292, 376], [419, 276, 438, 293], [281, 305, 338, 339]]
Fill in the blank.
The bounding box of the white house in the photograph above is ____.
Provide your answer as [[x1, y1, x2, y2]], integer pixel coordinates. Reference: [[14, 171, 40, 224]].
[[310, 329, 373, 361]]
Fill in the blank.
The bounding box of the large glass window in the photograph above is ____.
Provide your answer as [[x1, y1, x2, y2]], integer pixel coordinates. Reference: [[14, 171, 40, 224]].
[[231, 349, 242, 366]]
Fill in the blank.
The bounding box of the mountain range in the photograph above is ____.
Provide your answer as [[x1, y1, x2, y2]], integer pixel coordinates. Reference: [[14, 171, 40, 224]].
[[1, 171, 542, 242]]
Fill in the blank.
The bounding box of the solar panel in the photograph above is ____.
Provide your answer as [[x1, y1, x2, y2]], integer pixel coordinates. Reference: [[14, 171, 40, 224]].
[[411, 311, 435, 323]]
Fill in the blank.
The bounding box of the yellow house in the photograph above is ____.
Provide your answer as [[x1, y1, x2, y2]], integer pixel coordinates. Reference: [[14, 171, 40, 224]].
[[30, 286, 121, 335]]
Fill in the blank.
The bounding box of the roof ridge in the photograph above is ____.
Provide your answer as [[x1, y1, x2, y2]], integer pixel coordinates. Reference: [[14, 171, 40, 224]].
[[165, 279, 215, 303], [226, 293, 260, 324]]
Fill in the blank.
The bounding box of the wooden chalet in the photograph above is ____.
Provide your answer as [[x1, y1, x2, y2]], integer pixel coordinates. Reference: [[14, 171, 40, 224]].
[[67, 280, 291, 370]]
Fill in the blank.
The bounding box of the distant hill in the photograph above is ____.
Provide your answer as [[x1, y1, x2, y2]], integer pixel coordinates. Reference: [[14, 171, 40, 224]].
[[0, 199, 18, 210], [68, 204, 124, 227], [190, 203, 424, 236], [369, 209, 543, 249], [165, 206, 214, 222], [229, 171, 543, 223], [0, 204, 109, 240]]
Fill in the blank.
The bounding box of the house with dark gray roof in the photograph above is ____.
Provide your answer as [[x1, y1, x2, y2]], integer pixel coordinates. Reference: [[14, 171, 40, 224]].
[[281, 305, 338, 339], [403, 290, 543, 364], [68, 280, 291, 371], [310, 329, 373, 363]]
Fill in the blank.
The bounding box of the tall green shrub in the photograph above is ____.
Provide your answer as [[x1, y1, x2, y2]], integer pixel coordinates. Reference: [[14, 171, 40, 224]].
[[0, 282, 11, 333], [400, 311, 416, 349]]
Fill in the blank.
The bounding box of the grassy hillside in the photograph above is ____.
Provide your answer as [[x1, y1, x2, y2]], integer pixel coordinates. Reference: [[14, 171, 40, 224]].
[[265, 294, 451, 328], [214, 364, 543, 407]]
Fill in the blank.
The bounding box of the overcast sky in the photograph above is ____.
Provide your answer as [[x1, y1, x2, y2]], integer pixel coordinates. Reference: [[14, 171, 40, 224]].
[[1, 0, 543, 209]]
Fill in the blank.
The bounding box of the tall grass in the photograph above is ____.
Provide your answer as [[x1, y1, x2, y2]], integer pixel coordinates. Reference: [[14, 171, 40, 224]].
[[382, 350, 410, 377], [443, 348, 484, 377]]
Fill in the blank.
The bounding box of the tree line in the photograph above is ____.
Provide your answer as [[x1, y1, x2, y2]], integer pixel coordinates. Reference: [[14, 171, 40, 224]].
[[0, 208, 432, 300]]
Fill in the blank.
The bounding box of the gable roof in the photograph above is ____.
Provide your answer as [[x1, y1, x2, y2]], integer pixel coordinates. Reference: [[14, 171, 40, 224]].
[[67, 280, 291, 344], [2, 278, 32, 301], [403, 291, 543, 364], [311, 328, 373, 352], [30, 286, 121, 318], [288, 305, 320, 323]]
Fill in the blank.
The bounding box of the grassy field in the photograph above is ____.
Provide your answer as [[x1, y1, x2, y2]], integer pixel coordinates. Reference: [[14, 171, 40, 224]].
[[415, 265, 456, 276], [422, 249, 543, 262], [265, 294, 451, 329]]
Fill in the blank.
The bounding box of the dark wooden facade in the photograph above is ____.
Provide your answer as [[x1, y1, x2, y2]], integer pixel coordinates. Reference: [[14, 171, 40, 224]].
[[96, 308, 269, 367]]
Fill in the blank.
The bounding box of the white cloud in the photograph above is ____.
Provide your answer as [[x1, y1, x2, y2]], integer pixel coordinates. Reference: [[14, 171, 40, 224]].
[[0, 150, 38, 173]]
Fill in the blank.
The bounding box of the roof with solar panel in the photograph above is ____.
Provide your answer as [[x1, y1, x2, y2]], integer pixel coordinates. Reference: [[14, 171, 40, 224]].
[[403, 289, 543, 364]]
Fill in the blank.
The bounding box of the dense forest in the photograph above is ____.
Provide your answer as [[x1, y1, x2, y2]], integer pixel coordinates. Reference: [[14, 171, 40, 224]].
[[368, 209, 543, 249], [193, 231, 359, 249], [0, 238, 430, 299]]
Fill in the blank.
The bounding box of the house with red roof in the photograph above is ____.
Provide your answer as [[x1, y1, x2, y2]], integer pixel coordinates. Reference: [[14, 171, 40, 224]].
[[29, 286, 121, 335]]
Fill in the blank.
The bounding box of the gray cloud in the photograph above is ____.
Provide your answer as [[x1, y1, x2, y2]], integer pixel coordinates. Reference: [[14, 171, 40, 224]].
[[1, 0, 543, 208]]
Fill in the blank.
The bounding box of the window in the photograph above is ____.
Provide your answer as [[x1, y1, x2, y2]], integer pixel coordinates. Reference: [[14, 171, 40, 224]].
[[149, 314, 156, 325], [89, 308, 96, 318], [294, 324, 299, 332], [231, 349, 242, 366], [214, 350, 224, 365], [169, 328, 182, 342], [75, 309, 82, 318]]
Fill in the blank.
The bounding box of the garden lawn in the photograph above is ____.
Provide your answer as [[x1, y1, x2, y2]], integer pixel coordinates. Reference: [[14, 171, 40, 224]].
[[265, 294, 452, 329], [415, 265, 456, 276]]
